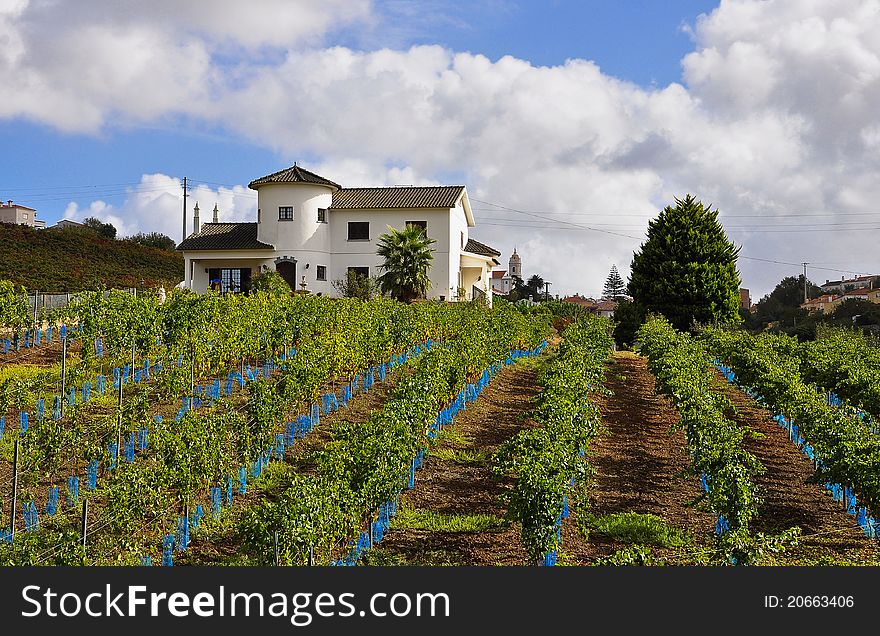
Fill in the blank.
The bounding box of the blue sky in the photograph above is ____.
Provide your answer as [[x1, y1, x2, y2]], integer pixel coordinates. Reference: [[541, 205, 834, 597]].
[[2, 1, 879, 297], [370, 0, 720, 85]]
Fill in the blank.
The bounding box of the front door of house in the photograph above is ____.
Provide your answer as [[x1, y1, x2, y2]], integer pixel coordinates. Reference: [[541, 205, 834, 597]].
[[276, 259, 297, 291]]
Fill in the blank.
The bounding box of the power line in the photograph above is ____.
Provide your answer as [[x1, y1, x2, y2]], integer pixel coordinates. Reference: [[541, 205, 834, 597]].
[[477, 219, 880, 236], [472, 206, 880, 219], [738, 255, 874, 277], [469, 198, 643, 240]]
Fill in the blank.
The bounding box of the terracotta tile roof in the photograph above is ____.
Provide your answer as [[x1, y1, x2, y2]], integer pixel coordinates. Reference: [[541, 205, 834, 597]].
[[491, 270, 507, 279], [177, 223, 274, 251], [249, 165, 341, 190], [562, 296, 597, 308], [462, 238, 501, 257], [330, 185, 464, 209], [595, 300, 618, 311], [561, 296, 618, 312], [1, 202, 36, 211]]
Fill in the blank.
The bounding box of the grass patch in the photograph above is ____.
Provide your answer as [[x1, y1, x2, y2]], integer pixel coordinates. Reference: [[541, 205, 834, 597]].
[[0, 363, 58, 383], [360, 547, 458, 566], [613, 350, 640, 359], [584, 512, 690, 548], [435, 427, 473, 448], [430, 446, 489, 465], [392, 507, 507, 533]]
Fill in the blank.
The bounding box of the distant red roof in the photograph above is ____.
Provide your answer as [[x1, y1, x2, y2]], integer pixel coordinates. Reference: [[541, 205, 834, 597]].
[[491, 270, 507, 279], [562, 295, 596, 308]]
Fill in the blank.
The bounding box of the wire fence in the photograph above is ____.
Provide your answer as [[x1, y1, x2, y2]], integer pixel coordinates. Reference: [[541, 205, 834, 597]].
[[26, 288, 138, 314]]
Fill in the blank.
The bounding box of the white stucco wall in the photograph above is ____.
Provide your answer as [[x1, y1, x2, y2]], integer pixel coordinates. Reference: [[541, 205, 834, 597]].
[[328, 207, 455, 299], [251, 183, 336, 294], [448, 202, 471, 300], [255, 183, 333, 252], [0, 205, 37, 226], [460, 253, 494, 306]]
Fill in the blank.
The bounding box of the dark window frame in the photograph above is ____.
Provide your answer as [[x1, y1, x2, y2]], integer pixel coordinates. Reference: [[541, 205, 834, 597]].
[[208, 267, 251, 294], [348, 266, 369, 278], [347, 221, 370, 241], [278, 206, 294, 221], [316, 265, 327, 281], [317, 208, 327, 223]]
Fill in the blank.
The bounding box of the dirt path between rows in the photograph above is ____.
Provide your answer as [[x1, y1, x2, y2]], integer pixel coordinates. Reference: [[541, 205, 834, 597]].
[[714, 375, 880, 565], [562, 353, 715, 564], [367, 356, 549, 566]]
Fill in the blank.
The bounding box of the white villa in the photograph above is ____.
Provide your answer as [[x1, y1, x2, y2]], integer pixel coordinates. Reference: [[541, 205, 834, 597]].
[[177, 165, 501, 305]]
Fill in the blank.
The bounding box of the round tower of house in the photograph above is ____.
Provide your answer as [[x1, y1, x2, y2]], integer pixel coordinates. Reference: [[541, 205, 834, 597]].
[[509, 248, 522, 278], [249, 165, 340, 295]]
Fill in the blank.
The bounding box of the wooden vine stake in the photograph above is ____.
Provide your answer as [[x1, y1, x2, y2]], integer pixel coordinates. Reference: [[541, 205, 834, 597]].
[[80, 498, 89, 549]]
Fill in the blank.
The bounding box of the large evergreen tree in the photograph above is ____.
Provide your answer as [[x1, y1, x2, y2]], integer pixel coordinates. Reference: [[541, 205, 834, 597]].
[[628, 194, 741, 331], [603, 265, 627, 300], [376, 224, 436, 303]]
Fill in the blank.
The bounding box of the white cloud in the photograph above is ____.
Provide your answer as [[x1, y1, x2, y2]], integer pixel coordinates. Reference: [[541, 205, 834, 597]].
[[9, 0, 880, 297], [61, 174, 257, 242], [0, 0, 371, 131]]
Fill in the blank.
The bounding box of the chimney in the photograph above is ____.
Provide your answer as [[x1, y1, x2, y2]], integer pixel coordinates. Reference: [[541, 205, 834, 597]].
[[213, 203, 219, 223], [193, 202, 200, 234], [7, 200, 12, 206]]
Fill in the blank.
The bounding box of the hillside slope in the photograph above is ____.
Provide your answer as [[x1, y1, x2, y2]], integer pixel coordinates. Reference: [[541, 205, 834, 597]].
[[0, 223, 183, 291]]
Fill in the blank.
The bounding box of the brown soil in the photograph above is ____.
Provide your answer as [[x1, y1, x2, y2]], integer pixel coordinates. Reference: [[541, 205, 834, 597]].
[[713, 374, 880, 565], [0, 336, 83, 368], [368, 356, 548, 566], [561, 353, 715, 564]]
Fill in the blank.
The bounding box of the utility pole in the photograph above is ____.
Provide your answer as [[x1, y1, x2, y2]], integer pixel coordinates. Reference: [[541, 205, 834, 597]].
[[803, 262, 809, 304], [182, 176, 188, 242]]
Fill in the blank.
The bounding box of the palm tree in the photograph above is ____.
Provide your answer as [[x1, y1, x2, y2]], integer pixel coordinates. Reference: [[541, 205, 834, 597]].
[[526, 274, 545, 300], [376, 224, 436, 303]]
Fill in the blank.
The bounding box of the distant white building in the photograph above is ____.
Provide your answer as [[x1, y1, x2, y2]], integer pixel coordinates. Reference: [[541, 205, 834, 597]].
[[491, 248, 522, 295], [54, 219, 85, 229], [821, 275, 879, 293], [177, 165, 501, 304], [0, 200, 44, 228]]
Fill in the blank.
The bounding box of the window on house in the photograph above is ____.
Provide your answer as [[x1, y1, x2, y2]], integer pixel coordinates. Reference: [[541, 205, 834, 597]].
[[316, 265, 327, 281], [461, 232, 465, 249], [317, 208, 327, 223], [406, 220, 427, 236], [348, 221, 369, 240], [348, 266, 369, 278], [22, 213, 28, 220], [257, 208, 261, 223], [208, 268, 252, 294], [278, 206, 294, 221]]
